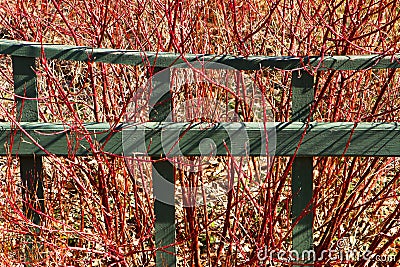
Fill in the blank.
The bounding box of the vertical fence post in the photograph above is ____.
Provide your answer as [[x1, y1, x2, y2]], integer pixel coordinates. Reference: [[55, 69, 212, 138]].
[[150, 67, 176, 267], [291, 70, 314, 265], [12, 56, 44, 227], [12, 56, 44, 262]]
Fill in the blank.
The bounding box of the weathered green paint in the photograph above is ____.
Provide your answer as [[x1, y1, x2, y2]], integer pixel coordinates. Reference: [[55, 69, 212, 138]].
[[149, 68, 176, 267], [12, 56, 38, 122], [152, 159, 176, 267], [291, 71, 314, 265], [12, 56, 44, 264], [19, 155, 44, 225], [2, 121, 400, 156], [12, 56, 44, 226], [1, 39, 400, 70]]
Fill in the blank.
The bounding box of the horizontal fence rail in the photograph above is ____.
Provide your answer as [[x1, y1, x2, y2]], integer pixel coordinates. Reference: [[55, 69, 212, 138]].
[[1, 122, 400, 156], [1, 39, 400, 266], [1, 39, 400, 70]]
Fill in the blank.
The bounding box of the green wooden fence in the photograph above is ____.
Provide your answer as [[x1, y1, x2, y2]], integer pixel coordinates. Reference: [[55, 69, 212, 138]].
[[1, 39, 400, 266]]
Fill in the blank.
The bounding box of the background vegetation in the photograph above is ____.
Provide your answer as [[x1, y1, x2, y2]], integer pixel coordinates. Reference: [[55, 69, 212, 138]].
[[0, 0, 399, 266]]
